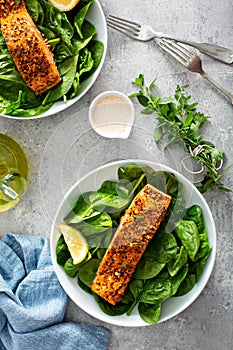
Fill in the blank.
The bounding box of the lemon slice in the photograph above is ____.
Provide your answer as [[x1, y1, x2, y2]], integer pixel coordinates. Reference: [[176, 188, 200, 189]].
[[58, 223, 88, 264], [48, 0, 81, 12]]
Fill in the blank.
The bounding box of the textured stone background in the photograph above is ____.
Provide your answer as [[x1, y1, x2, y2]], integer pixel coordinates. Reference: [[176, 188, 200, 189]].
[[0, 0, 232, 349]]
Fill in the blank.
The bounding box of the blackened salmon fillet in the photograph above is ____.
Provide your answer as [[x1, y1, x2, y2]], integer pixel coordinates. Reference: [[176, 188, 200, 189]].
[[0, 0, 61, 94], [91, 184, 171, 305]]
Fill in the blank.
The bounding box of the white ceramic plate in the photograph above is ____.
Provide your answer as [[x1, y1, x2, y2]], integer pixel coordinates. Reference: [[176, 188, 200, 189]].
[[50, 160, 216, 327], [2, 0, 107, 120]]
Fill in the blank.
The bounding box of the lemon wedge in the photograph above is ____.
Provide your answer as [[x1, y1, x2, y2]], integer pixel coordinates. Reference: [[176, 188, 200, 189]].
[[48, 0, 81, 12], [58, 223, 88, 264]]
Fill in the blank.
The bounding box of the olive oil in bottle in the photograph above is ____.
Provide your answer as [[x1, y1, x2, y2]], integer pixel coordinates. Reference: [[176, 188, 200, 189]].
[[0, 134, 28, 212]]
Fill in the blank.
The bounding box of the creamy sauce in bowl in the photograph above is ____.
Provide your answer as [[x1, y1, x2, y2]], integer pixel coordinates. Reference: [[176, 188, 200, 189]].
[[89, 91, 134, 138]]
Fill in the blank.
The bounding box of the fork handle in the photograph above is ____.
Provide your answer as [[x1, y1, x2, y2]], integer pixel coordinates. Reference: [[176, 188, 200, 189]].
[[183, 41, 233, 64], [201, 72, 233, 104], [157, 33, 233, 64]]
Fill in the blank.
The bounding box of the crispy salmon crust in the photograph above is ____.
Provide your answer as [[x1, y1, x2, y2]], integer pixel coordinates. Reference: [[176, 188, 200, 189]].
[[91, 184, 172, 305], [0, 0, 61, 95]]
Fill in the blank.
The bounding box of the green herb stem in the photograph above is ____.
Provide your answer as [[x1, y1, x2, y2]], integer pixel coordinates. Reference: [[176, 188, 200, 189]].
[[130, 74, 232, 193]]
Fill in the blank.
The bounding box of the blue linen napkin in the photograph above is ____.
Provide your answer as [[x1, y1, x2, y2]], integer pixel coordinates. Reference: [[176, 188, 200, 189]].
[[0, 233, 111, 350]]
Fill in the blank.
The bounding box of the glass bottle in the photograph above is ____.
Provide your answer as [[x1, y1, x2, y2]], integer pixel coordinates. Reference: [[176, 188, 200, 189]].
[[0, 134, 28, 212]]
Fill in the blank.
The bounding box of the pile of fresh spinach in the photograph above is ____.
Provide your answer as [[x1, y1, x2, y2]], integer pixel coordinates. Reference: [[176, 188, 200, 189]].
[[0, 0, 104, 117], [56, 164, 212, 324]]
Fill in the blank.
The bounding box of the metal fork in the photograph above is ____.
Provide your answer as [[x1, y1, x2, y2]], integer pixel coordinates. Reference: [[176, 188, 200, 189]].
[[159, 39, 233, 104], [107, 15, 233, 64]]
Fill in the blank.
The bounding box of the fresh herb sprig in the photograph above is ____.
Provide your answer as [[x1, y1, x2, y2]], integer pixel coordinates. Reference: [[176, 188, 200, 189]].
[[130, 74, 232, 193]]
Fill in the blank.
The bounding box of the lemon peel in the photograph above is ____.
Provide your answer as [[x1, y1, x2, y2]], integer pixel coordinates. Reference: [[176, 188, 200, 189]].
[[48, 0, 81, 12]]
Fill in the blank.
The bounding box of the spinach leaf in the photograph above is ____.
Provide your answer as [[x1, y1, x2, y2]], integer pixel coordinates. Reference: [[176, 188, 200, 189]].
[[65, 179, 131, 225], [129, 279, 145, 300], [65, 192, 101, 224], [134, 245, 165, 279], [140, 277, 172, 303], [74, 0, 94, 38], [64, 252, 91, 277], [118, 164, 146, 181], [56, 234, 71, 265], [0, 50, 23, 85], [10, 104, 53, 117], [0, 53, 45, 113], [184, 205, 205, 232], [194, 228, 212, 261], [72, 20, 97, 52], [138, 302, 161, 325], [96, 248, 107, 260], [94, 294, 131, 316], [191, 254, 210, 281], [167, 246, 188, 277], [149, 170, 186, 230], [118, 164, 151, 186], [176, 274, 196, 296], [37, 0, 74, 56], [77, 276, 92, 295], [5, 91, 23, 115], [126, 279, 146, 315], [68, 48, 94, 99], [166, 192, 186, 232], [175, 220, 200, 261], [170, 264, 189, 295], [140, 265, 188, 304], [183, 205, 211, 261], [78, 259, 100, 288], [64, 258, 82, 277], [78, 47, 93, 76], [74, 212, 112, 236], [101, 229, 114, 248], [42, 54, 79, 104], [151, 230, 178, 263], [83, 40, 104, 79], [90, 180, 130, 211], [148, 171, 179, 197], [25, 0, 40, 22], [86, 228, 113, 250]]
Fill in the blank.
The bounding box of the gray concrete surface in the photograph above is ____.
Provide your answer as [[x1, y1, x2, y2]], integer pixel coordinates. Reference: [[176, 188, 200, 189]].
[[0, 0, 232, 349]]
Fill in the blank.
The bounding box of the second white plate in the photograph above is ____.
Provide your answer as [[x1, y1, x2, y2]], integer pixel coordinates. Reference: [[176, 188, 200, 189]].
[[50, 159, 216, 327]]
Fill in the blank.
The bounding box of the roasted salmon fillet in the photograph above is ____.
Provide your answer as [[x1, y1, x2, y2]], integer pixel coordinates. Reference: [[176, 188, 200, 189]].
[[91, 184, 171, 305], [0, 0, 61, 95]]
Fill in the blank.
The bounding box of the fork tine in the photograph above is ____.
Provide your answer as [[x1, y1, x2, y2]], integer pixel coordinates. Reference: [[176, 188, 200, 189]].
[[107, 15, 141, 30], [173, 41, 199, 58], [170, 41, 196, 60], [161, 40, 191, 58], [107, 15, 140, 38], [107, 22, 137, 38], [159, 39, 195, 66], [158, 40, 188, 66]]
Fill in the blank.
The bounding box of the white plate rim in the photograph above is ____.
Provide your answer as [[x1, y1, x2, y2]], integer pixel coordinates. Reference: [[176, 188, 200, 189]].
[[1, 0, 107, 120], [50, 159, 216, 327]]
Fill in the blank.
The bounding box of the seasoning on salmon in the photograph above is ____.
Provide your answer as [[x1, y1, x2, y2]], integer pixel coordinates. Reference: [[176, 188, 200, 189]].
[[91, 184, 172, 305], [0, 0, 61, 95]]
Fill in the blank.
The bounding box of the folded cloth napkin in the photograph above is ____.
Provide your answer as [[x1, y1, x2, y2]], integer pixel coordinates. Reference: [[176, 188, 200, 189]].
[[0, 233, 111, 350]]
